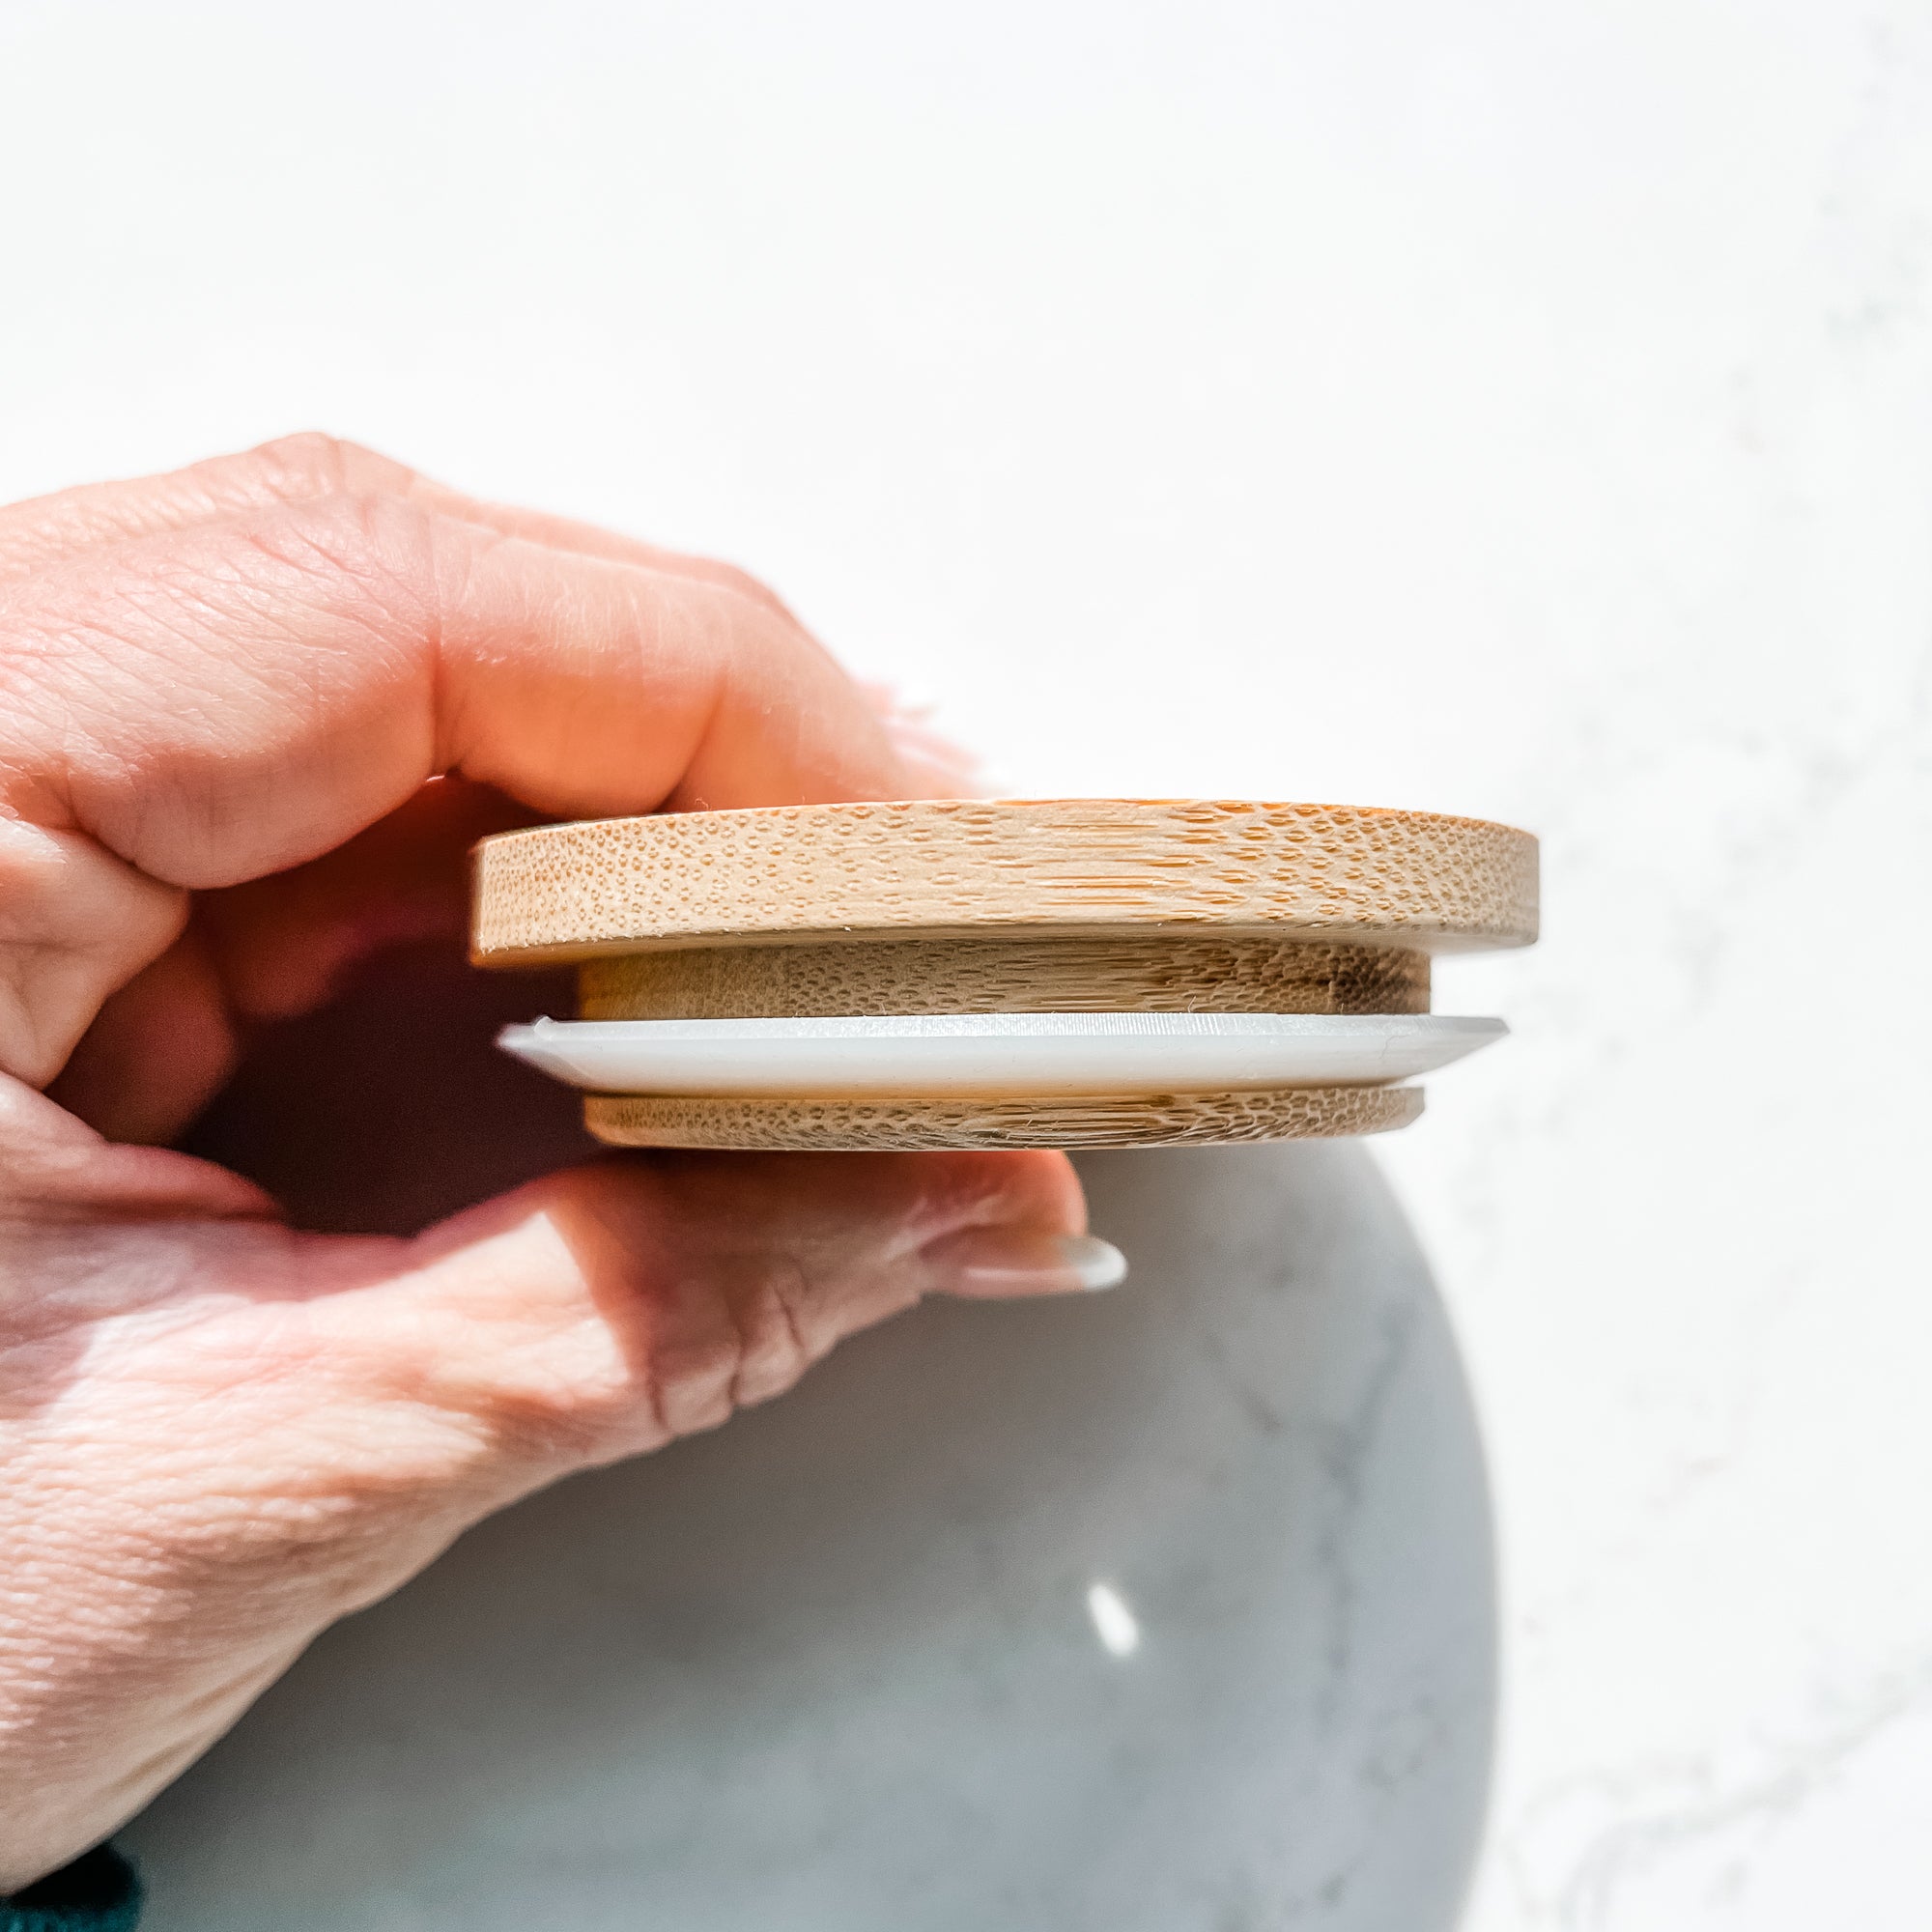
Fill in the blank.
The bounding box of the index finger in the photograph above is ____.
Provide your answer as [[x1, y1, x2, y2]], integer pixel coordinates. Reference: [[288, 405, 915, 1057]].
[[0, 491, 910, 1084], [4, 492, 904, 881]]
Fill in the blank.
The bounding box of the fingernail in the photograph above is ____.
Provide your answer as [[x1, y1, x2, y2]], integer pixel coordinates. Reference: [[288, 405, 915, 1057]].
[[923, 1229, 1129, 1296]]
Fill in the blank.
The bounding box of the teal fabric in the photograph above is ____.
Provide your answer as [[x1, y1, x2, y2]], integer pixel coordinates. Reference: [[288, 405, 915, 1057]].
[[0, 1847, 141, 1932]]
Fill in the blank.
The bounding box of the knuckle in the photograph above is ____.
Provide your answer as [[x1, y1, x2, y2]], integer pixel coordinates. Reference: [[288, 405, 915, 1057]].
[[247, 492, 440, 624], [245, 432, 419, 502], [709, 559, 786, 612], [613, 1248, 818, 1441], [915, 1149, 1080, 1235], [726, 1254, 815, 1408]]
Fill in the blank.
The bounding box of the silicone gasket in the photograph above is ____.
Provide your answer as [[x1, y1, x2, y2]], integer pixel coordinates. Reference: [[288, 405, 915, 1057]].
[[497, 1011, 1506, 1100]]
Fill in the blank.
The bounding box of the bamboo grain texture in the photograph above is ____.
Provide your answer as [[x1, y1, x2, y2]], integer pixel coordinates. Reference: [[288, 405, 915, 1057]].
[[583, 1083, 1425, 1151], [473, 798, 1538, 964], [579, 936, 1432, 1020]]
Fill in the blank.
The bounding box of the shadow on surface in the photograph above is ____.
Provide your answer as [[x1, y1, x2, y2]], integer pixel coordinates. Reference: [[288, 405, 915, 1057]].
[[128, 1142, 1495, 1931]]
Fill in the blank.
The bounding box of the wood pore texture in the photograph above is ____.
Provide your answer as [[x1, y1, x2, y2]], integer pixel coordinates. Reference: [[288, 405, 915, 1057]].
[[471, 799, 1536, 1151], [472, 798, 1539, 962], [579, 937, 1433, 1019], [584, 1084, 1426, 1151]]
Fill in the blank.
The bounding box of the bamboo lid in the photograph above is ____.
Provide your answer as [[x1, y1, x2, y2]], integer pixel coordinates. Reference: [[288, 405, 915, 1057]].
[[471, 799, 1536, 1151], [471, 798, 1539, 965]]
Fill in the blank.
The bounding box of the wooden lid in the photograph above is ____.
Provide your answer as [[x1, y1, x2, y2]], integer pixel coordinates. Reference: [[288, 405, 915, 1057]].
[[471, 798, 1538, 966]]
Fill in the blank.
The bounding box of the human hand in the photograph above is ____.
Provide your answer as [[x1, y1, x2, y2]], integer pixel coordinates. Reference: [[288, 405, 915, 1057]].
[[0, 436, 1112, 1889]]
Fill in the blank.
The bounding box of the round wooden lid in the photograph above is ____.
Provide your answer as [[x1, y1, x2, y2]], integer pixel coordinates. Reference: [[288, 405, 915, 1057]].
[[471, 798, 1538, 966]]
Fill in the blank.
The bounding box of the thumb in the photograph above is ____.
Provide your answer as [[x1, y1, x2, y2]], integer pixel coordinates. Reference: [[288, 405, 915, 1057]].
[[354, 1147, 1118, 1488]]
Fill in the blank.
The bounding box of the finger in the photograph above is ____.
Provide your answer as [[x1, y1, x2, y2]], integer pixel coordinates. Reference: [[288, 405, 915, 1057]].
[[43, 920, 238, 1148], [9, 435, 927, 801], [192, 777, 535, 1023], [399, 476, 805, 626], [0, 435, 413, 584], [387, 1147, 1102, 1463], [0, 433, 800, 625], [4, 496, 902, 871], [0, 498, 909, 1087], [48, 780, 539, 1146], [858, 680, 995, 799]]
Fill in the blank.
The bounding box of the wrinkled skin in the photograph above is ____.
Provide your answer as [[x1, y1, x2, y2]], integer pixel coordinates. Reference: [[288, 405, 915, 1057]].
[[0, 437, 1090, 1889]]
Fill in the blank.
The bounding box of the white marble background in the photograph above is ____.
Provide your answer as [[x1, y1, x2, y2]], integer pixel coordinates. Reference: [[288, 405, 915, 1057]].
[[4, 3, 1931, 1925]]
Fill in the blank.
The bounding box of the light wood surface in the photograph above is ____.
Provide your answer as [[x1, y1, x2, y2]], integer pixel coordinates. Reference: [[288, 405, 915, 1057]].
[[472, 798, 1538, 964], [579, 936, 1432, 1019], [583, 1083, 1425, 1151]]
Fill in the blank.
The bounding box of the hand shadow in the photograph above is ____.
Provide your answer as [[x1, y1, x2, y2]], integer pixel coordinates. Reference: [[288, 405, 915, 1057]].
[[132, 970, 1499, 1932], [179, 942, 593, 1236]]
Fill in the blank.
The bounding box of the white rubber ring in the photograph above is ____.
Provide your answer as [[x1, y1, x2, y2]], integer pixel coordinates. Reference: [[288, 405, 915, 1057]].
[[497, 1012, 1507, 1099]]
